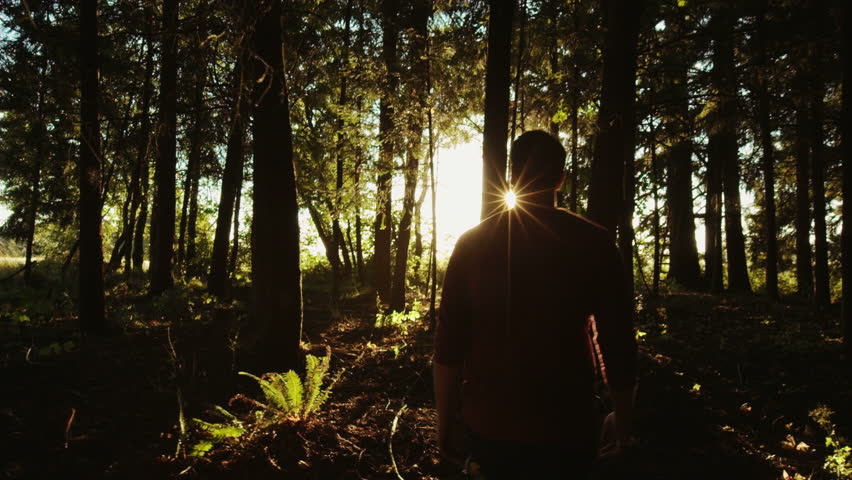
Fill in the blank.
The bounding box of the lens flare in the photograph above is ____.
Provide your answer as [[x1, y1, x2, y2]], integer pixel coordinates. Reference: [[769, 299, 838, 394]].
[[505, 190, 517, 209]]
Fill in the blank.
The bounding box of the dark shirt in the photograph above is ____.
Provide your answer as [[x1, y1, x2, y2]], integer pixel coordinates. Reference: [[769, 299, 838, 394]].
[[434, 205, 637, 446]]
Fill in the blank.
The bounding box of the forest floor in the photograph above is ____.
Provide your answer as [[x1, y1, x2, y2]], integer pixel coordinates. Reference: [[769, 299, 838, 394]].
[[2, 272, 852, 479]]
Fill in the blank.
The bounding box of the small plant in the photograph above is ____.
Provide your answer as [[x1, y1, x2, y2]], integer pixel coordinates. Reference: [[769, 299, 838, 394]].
[[375, 301, 422, 335], [188, 351, 337, 457], [239, 351, 335, 422], [809, 405, 852, 479], [190, 406, 246, 457]]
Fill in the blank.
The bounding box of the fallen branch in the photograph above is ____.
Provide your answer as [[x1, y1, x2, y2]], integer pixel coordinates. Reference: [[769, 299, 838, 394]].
[[388, 403, 408, 480]]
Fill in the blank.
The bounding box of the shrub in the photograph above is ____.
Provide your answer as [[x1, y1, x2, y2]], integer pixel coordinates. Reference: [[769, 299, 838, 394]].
[[809, 405, 852, 479]]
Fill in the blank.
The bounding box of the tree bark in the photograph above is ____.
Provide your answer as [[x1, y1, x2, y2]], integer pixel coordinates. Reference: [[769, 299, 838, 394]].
[[481, 0, 515, 220], [755, 0, 778, 299], [132, 7, 154, 272], [711, 10, 750, 293], [209, 61, 247, 298], [391, 0, 430, 312], [79, 0, 106, 332], [251, 0, 302, 372], [841, 0, 852, 356], [374, 0, 400, 305], [588, 0, 643, 245], [794, 72, 814, 299], [149, 0, 178, 295], [810, 3, 830, 308]]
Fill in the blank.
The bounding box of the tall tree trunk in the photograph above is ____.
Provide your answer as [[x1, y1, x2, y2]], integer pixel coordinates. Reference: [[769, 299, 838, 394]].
[[149, 0, 179, 295], [810, 4, 830, 308], [482, 0, 515, 220], [588, 0, 643, 241], [209, 61, 247, 298], [755, 0, 778, 299], [663, 50, 702, 290], [841, 0, 851, 356], [510, 0, 526, 142], [650, 120, 661, 297], [251, 0, 302, 372], [794, 72, 814, 299], [374, 0, 400, 305], [79, 0, 106, 332], [712, 11, 751, 293], [333, 0, 354, 281], [25, 97, 44, 285], [229, 172, 242, 276], [391, 0, 430, 312], [132, 7, 154, 273]]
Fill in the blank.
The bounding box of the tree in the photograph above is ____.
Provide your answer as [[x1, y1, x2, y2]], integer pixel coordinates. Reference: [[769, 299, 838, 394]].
[[481, 0, 514, 220], [374, 0, 401, 305], [753, 0, 778, 298], [588, 0, 643, 238], [209, 60, 247, 299], [809, 1, 830, 308], [841, 1, 851, 355], [149, 0, 179, 295], [391, 0, 431, 312], [660, 17, 702, 290], [794, 69, 814, 299], [79, 0, 106, 332], [710, 7, 751, 293], [250, 0, 303, 371]]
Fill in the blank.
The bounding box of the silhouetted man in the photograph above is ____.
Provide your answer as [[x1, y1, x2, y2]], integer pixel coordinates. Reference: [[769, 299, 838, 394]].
[[434, 130, 637, 479]]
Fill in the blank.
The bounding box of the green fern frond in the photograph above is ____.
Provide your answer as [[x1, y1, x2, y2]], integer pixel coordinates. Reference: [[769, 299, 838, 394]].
[[239, 371, 289, 413], [303, 353, 332, 415], [279, 370, 304, 415]]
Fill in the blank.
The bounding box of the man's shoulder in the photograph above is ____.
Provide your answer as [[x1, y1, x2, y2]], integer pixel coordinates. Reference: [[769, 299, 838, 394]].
[[553, 208, 611, 238]]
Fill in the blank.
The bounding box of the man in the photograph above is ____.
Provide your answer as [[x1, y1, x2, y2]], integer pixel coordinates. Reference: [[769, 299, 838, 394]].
[[434, 130, 637, 479]]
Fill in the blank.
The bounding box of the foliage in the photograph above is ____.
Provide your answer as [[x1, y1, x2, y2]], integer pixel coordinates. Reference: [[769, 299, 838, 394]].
[[809, 405, 852, 479], [375, 301, 422, 335], [239, 351, 335, 422], [190, 405, 247, 457]]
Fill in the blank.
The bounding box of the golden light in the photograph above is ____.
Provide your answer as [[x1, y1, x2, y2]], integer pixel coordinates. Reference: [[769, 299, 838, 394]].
[[504, 190, 517, 209]]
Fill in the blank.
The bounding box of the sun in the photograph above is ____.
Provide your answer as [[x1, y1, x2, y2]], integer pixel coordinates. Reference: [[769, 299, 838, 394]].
[[504, 190, 517, 209]]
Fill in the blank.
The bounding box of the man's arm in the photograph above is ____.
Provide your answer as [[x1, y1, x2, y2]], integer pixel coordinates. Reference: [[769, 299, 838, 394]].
[[592, 238, 638, 448], [433, 361, 464, 463], [432, 234, 471, 462]]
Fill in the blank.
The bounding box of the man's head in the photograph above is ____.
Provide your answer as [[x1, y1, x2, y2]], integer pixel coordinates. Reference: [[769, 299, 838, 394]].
[[509, 130, 566, 194]]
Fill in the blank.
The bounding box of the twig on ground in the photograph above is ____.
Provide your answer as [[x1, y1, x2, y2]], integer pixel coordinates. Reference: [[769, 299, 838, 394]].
[[389, 403, 408, 480], [64, 407, 76, 448]]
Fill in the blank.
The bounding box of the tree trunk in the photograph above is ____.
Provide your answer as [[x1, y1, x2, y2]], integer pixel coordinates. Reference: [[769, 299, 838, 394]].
[[209, 61, 247, 298], [79, 0, 106, 332], [662, 50, 702, 290], [810, 5, 830, 308], [229, 172, 242, 276], [250, 0, 302, 372], [149, 0, 178, 295], [333, 0, 354, 281], [712, 11, 751, 293], [481, 0, 514, 220], [132, 6, 154, 273], [391, 0, 430, 312], [841, 0, 852, 356], [510, 0, 526, 143], [588, 0, 643, 240], [374, 0, 400, 306], [755, 0, 778, 299], [794, 72, 814, 299]]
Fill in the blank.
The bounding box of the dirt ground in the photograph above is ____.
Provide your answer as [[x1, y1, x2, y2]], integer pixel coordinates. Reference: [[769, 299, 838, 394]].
[[2, 288, 850, 479]]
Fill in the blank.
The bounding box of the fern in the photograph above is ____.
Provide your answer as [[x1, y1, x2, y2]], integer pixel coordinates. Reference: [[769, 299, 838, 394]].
[[303, 352, 332, 416], [189, 405, 246, 457], [238, 351, 335, 421]]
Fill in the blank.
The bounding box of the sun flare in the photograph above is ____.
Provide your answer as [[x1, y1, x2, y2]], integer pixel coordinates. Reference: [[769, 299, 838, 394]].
[[504, 190, 517, 209]]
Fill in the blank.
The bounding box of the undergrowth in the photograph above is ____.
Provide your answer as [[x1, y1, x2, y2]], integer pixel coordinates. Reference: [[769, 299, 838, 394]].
[[189, 349, 339, 458]]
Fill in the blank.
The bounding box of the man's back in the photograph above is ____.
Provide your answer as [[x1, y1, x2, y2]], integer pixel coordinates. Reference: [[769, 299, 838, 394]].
[[434, 206, 636, 447]]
